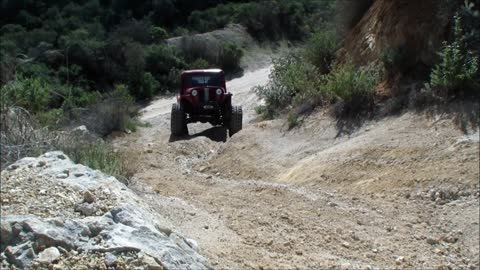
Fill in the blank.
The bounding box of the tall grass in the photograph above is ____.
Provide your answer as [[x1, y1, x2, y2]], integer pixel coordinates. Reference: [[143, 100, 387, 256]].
[[60, 141, 137, 184]]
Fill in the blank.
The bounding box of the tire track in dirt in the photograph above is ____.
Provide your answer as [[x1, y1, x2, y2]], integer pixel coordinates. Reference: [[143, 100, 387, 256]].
[[116, 65, 480, 269]]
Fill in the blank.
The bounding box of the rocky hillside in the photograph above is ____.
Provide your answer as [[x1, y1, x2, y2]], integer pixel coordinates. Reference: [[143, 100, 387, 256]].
[[0, 152, 211, 270], [340, 0, 452, 68]]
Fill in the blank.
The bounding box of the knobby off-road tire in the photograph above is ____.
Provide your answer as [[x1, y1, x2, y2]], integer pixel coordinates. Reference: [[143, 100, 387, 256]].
[[229, 105, 242, 137], [171, 103, 187, 136]]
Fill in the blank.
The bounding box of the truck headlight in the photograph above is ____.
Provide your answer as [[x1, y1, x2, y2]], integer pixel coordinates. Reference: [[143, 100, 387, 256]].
[[191, 90, 198, 97], [216, 89, 223, 95]]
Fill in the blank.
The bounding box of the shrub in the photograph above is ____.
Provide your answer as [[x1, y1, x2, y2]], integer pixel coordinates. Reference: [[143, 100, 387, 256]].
[[254, 53, 325, 118], [460, 0, 480, 55], [17, 63, 55, 81], [0, 104, 137, 182], [0, 107, 55, 169], [60, 141, 136, 184], [186, 0, 328, 41], [380, 45, 410, 75], [162, 67, 182, 92], [430, 15, 479, 97], [324, 63, 380, 117], [145, 44, 187, 93], [82, 84, 137, 136], [150, 26, 169, 42], [190, 58, 211, 69], [37, 108, 64, 128], [138, 72, 160, 100], [287, 111, 300, 129], [0, 76, 52, 112], [146, 44, 186, 74], [110, 20, 153, 44], [304, 26, 337, 74], [220, 43, 243, 71]]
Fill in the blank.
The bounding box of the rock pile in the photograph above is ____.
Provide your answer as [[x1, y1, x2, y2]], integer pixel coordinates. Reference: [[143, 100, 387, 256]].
[[0, 152, 211, 270]]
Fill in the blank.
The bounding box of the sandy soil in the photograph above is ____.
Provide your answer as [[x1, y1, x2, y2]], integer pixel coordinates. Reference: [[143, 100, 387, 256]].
[[115, 66, 480, 269]]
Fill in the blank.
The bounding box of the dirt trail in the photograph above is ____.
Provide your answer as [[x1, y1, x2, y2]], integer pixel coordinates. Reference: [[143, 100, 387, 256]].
[[116, 66, 480, 269]]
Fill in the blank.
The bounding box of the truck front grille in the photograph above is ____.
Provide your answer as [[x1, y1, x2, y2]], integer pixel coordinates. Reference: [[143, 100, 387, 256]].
[[199, 88, 216, 103], [203, 88, 210, 103]]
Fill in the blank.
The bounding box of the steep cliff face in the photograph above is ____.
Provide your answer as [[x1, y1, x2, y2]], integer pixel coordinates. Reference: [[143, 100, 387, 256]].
[[340, 0, 455, 70]]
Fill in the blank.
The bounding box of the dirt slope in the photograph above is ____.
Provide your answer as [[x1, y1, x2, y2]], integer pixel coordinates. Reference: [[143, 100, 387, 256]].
[[115, 66, 479, 269]]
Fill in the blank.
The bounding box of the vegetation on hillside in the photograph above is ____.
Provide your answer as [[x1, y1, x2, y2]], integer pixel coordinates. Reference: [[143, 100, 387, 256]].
[[255, 0, 479, 129], [0, 0, 334, 171]]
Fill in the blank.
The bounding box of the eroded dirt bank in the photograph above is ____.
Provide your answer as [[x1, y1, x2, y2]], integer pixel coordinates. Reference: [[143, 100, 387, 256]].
[[115, 66, 480, 269]]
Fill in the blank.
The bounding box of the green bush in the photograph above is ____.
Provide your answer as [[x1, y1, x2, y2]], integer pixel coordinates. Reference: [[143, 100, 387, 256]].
[[146, 44, 186, 75], [190, 58, 211, 69], [460, 0, 480, 55], [82, 84, 137, 136], [37, 108, 64, 127], [254, 53, 325, 118], [255, 54, 380, 120], [304, 26, 337, 74], [150, 26, 169, 42], [17, 63, 55, 80], [0, 76, 52, 112], [430, 15, 479, 96], [138, 72, 160, 100], [324, 63, 380, 117], [220, 43, 243, 71], [380, 45, 410, 75], [145, 44, 186, 93], [186, 0, 330, 41]]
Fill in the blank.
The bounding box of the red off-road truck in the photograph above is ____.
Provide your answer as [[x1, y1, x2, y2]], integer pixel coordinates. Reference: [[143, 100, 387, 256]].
[[171, 69, 242, 137]]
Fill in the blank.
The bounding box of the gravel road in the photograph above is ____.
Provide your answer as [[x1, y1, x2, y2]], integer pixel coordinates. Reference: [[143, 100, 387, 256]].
[[115, 66, 480, 269]]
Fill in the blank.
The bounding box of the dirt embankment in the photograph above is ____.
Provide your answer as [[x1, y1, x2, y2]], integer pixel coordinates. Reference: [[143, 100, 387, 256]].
[[340, 0, 452, 68], [114, 61, 480, 269]]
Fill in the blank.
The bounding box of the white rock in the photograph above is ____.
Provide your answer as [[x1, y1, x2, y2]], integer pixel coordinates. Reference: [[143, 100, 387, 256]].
[[186, 238, 199, 251], [2, 152, 212, 270], [73, 125, 89, 133], [37, 247, 61, 264], [75, 202, 97, 216], [104, 252, 117, 267], [56, 173, 68, 179]]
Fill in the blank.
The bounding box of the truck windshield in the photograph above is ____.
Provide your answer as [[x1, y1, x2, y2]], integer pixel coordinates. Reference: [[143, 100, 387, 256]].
[[187, 73, 222, 87]]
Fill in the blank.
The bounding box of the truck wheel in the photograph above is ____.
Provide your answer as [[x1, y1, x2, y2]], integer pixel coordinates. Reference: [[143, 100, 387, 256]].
[[229, 105, 242, 137], [171, 103, 187, 136]]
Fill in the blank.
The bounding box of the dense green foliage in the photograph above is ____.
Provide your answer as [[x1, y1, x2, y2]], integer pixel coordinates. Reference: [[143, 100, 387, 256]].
[[304, 26, 337, 74], [255, 50, 380, 121], [255, 53, 325, 118], [430, 15, 479, 97], [188, 0, 335, 40], [459, 0, 480, 55], [0, 0, 333, 138]]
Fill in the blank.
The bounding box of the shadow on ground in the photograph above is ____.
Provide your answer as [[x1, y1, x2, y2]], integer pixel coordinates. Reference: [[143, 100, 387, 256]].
[[169, 126, 228, 143], [425, 101, 479, 133]]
